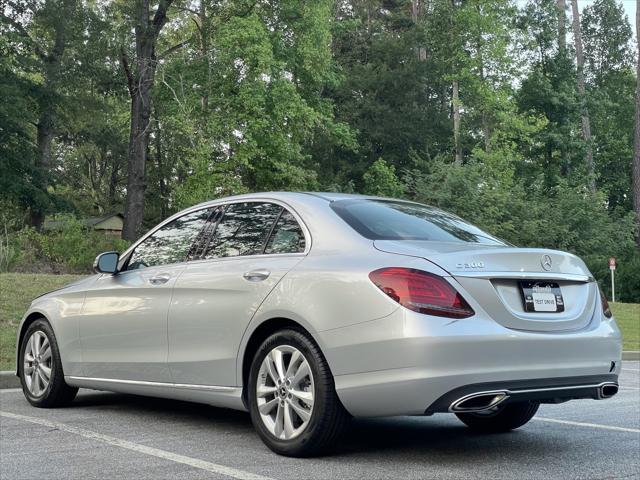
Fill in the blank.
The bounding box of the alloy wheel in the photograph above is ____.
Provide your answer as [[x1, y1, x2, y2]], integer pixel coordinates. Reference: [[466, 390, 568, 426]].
[[256, 345, 315, 440], [23, 331, 52, 397]]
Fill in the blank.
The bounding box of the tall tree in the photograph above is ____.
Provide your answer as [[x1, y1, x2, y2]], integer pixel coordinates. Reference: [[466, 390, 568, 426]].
[[582, 0, 634, 208], [582, 0, 634, 83], [570, 0, 594, 190], [120, 0, 176, 241], [634, 2, 640, 248], [518, 0, 579, 180], [1, 0, 80, 228]]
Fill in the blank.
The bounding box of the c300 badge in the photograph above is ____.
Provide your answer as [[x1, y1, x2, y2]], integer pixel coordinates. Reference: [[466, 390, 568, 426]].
[[456, 261, 485, 269]]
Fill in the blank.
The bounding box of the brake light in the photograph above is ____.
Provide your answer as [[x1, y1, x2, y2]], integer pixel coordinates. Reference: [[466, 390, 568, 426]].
[[598, 286, 612, 318], [369, 268, 475, 318]]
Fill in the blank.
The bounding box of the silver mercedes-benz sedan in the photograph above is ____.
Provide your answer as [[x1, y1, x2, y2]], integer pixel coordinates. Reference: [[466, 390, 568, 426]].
[[15, 192, 621, 456]]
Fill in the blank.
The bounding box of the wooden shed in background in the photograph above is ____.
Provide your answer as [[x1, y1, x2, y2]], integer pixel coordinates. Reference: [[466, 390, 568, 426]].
[[44, 213, 123, 238]]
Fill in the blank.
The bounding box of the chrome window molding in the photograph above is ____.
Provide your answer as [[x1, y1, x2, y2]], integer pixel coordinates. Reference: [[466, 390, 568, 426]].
[[116, 197, 312, 272]]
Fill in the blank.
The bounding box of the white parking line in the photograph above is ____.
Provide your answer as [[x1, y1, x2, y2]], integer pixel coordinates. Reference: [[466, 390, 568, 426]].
[[0, 411, 273, 480], [622, 369, 639, 373], [534, 417, 640, 433]]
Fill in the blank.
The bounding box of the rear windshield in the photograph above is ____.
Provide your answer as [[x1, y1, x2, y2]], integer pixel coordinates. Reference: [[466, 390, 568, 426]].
[[330, 199, 505, 245]]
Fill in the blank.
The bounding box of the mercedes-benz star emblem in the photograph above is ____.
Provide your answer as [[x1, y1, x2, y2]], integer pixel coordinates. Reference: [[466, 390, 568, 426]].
[[541, 254, 553, 271]]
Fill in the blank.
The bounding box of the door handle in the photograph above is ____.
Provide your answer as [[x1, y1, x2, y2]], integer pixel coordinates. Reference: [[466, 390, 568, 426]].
[[243, 269, 271, 282], [149, 273, 171, 285]]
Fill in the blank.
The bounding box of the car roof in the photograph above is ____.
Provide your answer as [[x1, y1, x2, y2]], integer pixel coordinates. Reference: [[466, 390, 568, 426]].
[[189, 191, 389, 209]]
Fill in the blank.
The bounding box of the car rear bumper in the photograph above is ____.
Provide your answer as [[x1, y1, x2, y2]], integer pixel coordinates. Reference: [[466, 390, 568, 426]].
[[319, 307, 622, 417]]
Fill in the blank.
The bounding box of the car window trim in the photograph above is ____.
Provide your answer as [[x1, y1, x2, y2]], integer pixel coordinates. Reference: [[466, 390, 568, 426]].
[[186, 206, 225, 262], [261, 207, 284, 254], [117, 197, 312, 271], [185, 251, 307, 268], [120, 205, 217, 271], [199, 202, 288, 260]]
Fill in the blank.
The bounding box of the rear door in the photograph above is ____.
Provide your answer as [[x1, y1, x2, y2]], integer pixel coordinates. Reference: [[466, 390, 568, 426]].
[[79, 208, 213, 382], [167, 202, 308, 387]]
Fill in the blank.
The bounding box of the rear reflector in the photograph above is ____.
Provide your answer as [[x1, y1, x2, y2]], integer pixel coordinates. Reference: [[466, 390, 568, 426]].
[[598, 285, 612, 318], [369, 268, 475, 318]]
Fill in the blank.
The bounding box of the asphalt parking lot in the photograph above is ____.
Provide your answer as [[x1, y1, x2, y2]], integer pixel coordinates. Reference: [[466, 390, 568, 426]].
[[1, 363, 638, 480]]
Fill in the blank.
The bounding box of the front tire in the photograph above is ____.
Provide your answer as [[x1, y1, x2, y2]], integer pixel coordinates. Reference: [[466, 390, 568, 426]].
[[19, 319, 78, 407], [455, 401, 539, 433], [248, 329, 349, 457]]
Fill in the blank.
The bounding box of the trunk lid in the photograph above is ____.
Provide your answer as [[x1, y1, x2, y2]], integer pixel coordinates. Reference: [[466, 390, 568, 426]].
[[374, 240, 597, 332]]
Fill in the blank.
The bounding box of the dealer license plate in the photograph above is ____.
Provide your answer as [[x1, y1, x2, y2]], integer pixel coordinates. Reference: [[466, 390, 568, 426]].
[[519, 281, 565, 313]]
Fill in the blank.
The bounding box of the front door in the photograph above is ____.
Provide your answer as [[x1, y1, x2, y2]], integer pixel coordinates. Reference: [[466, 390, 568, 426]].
[[79, 207, 213, 382]]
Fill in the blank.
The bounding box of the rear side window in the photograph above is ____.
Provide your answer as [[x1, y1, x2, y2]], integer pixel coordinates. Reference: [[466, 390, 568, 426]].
[[127, 208, 213, 270], [203, 202, 281, 259], [331, 199, 505, 245], [265, 210, 306, 254]]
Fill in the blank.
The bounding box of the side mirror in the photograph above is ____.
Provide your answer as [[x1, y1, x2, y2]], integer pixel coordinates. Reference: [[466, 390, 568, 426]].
[[93, 251, 119, 274]]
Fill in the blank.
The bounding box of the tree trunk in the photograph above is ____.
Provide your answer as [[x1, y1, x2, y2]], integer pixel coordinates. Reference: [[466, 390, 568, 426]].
[[411, 0, 427, 60], [198, 0, 209, 113], [31, 111, 56, 228], [155, 118, 167, 219], [123, 80, 152, 240], [475, 7, 490, 153], [481, 112, 490, 152], [121, 0, 173, 241], [556, 0, 566, 52], [452, 80, 462, 165], [555, 0, 568, 174], [633, 2, 640, 248], [571, 0, 595, 191], [108, 155, 121, 209]]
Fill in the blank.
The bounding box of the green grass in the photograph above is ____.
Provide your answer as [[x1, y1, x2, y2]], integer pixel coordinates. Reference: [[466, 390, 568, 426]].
[[611, 302, 640, 351], [0, 273, 83, 371], [0, 274, 638, 371]]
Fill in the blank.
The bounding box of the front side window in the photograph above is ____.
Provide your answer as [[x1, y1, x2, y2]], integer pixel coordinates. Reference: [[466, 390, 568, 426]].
[[331, 199, 505, 245], [265, 210, 306, 254], [203, 202, 282, 259], [127, 208, 213, 270]]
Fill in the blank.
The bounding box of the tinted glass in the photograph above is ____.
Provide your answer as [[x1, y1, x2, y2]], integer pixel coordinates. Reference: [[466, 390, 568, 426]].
[[127, 208, 212, 270], [203, 202, 282, 259], [331, 200, 505, 245], [265, 210, 306, 254]]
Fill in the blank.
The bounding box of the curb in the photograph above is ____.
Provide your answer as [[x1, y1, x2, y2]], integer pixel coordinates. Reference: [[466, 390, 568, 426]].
[[0, 371, 20, 389], [622, 351, 640, 361]]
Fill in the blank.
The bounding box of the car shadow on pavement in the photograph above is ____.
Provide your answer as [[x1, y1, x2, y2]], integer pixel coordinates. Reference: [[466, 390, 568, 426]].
[[70, 390, 254, 428], [68, 390, 565, 461], [340, 416, 550, 457]]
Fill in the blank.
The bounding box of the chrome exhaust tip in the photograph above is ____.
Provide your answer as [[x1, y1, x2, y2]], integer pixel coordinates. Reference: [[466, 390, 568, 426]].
[[449, 391, 509, 413], [598, 383, 618, 399]]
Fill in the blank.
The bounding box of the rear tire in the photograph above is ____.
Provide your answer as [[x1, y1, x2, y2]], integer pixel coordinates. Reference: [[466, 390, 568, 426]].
[[19, 319, 78, 407], [455, 401, 539, 433], [248, 329, 350, 457]]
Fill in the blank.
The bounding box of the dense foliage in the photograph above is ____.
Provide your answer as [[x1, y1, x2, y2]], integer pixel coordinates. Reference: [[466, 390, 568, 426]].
[[0, 0, 638, 300]]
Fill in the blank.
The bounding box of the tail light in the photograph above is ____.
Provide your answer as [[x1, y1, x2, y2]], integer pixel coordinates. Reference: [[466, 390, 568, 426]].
[[598, 285, 612, 318], [369, 267, 475, 318]]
